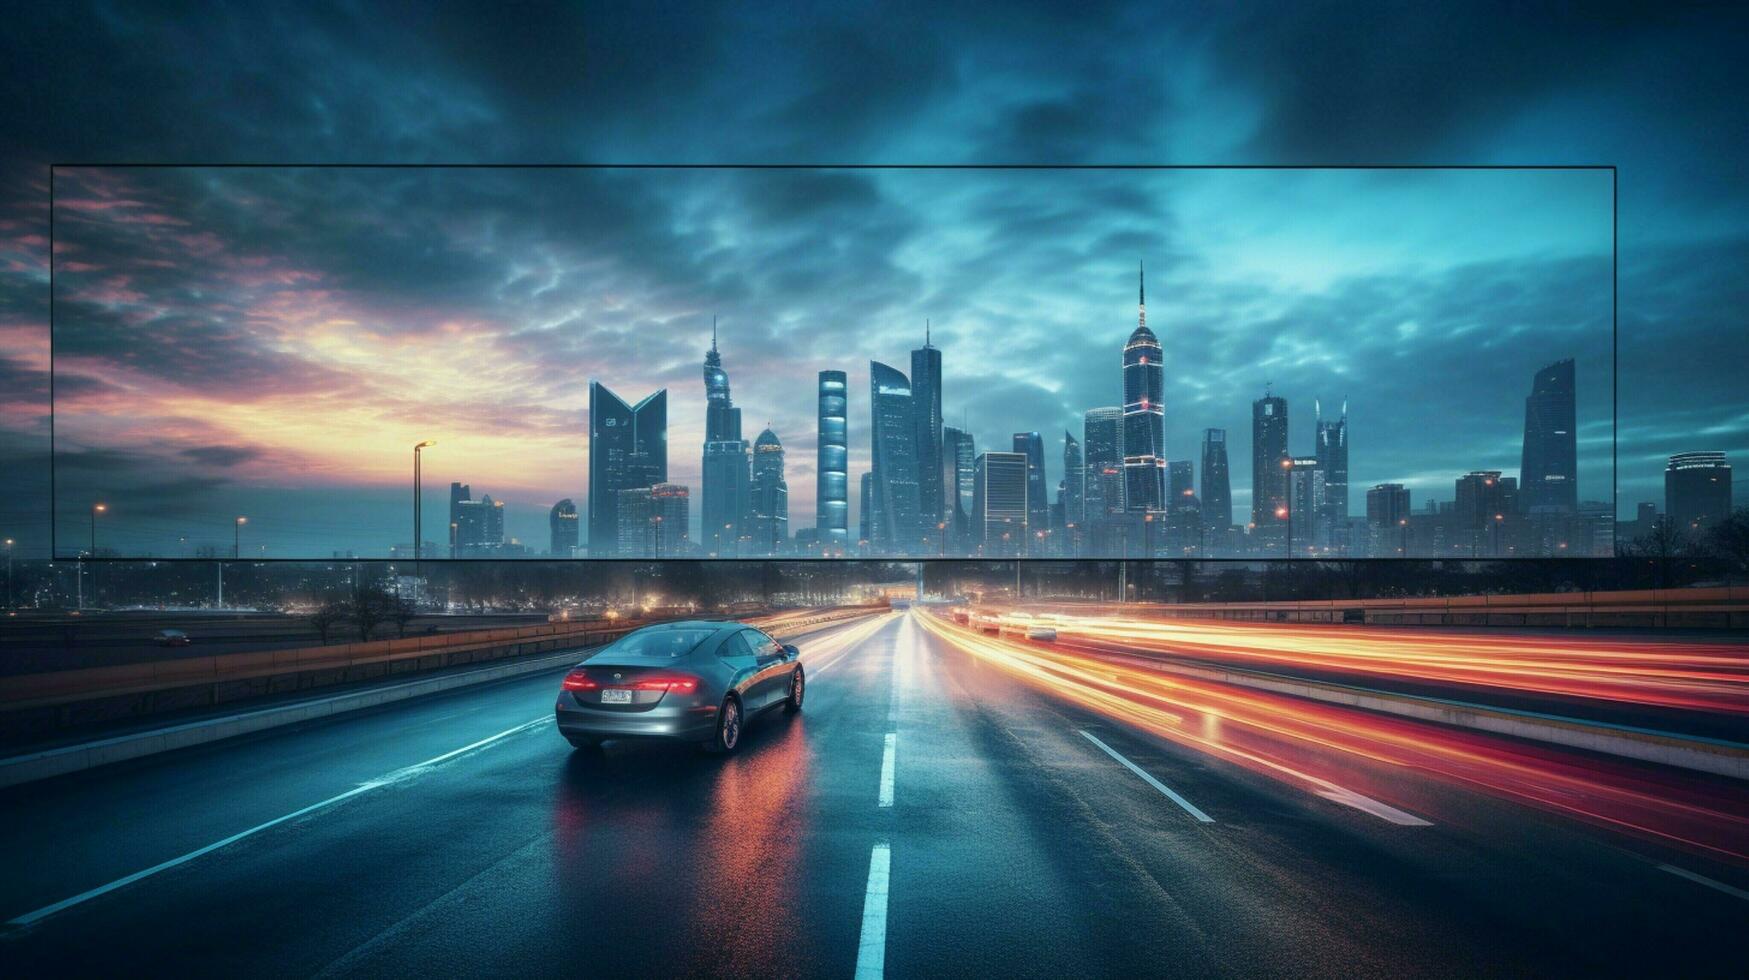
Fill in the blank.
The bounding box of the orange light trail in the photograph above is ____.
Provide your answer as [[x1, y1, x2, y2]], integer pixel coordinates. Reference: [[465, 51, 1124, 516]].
[[918, 611, 1749, 864], [990, 608, 1749, 716]]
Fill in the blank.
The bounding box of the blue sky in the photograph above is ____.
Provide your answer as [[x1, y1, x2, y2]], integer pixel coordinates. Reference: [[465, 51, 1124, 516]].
[[1, 2, 1744, 557]]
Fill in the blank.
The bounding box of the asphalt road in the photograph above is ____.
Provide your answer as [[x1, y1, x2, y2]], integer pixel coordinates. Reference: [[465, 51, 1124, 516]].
[[1, 611, 1744, 977]]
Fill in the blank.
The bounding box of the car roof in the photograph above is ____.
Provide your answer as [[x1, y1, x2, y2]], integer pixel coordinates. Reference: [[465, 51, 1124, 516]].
[[640, 619, 744, 633]]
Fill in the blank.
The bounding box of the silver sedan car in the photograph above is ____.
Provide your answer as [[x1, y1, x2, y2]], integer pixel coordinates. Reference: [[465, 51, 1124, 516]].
[[555, 620, 804, 754]]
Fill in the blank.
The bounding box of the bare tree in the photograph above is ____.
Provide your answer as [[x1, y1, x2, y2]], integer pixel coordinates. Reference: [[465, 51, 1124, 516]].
[[390, 591, 419, 638], [1624, 517, 1687, 589], [349, 587, 391, 641], [308, 599, 347, 644]]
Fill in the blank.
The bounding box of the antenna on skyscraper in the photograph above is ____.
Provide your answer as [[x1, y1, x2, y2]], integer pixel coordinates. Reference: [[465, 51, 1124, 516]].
[[925, 318, 931, 347], [711, 314, 718, 351]]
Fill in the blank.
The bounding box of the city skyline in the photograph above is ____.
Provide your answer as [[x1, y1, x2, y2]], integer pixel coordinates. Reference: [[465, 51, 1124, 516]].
[[29, 166, 1629, 556]]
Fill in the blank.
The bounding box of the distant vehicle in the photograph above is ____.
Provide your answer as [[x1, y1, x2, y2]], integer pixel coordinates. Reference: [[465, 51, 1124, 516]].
[[973, 613, 1002, 634], [1025, 625, 1058, 642], [951, 609, 971, 625], [556, 620, 803, 754], [154, 629, 192, 647]]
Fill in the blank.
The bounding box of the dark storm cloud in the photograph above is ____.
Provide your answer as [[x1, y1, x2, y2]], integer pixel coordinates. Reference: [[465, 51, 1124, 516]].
[[1207, 2, 1747, 163], [0, 1, 1746, 556]]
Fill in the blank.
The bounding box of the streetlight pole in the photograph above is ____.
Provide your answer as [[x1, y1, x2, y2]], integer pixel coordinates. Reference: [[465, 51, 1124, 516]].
[[413, 440, 436, 564], [235, 515, 246, 559], [1280, 457, 1294, 561], [5, 537, 13, 608], [86, 502, 106, 610]]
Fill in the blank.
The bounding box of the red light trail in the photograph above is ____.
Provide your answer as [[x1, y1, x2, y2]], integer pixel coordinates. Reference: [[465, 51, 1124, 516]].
[[918, 611, 1749, 865], [996, 608, 1749, 716]]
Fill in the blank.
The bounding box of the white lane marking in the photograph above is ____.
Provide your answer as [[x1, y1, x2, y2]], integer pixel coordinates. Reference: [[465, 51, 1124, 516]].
[[878, 733, 897, 807], [853, 843, 891, 980], [1659, 863, 1749, 902], [6, 716, 551, 929], [1078, 730, 1214, 823], [1310, 786, 1432, 827], [802, 613, 895, 679]]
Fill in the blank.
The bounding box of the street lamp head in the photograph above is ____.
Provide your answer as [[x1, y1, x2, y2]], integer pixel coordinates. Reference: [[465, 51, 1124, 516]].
[[93, 503, 107, 513], [414, 440, 436, 449], [1275, 507, 1288, 519], [236, 516, 247, 525]]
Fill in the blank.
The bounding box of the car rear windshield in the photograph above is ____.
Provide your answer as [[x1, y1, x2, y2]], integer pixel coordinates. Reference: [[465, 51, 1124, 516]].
[[608, 628, 715, 659]]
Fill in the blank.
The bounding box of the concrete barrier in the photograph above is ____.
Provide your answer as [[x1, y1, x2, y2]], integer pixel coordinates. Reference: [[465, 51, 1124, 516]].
[[0, 607, 885, 788]]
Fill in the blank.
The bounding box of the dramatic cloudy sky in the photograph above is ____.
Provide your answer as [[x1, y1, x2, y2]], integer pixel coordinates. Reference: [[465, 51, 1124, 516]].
[[2, 2, 1745, 557]]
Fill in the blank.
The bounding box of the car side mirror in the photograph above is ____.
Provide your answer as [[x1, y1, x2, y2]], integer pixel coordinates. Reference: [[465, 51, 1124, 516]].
[[782, 644, 799, 659]]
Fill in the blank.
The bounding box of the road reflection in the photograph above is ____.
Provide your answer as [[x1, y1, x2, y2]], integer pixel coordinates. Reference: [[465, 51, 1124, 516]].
[[549, 706, 812, 974]]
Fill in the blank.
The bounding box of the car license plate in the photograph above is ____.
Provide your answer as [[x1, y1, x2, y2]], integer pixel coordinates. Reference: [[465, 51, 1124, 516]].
[[600, 689, 633, 704]]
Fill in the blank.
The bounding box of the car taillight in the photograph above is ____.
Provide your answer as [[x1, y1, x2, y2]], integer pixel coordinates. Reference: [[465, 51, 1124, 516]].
[[630, 674, 700, 694], [562, 670, 598, 691]]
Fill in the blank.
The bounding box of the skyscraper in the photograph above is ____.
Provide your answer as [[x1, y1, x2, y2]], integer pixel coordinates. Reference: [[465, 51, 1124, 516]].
[[449, 482, 473, 557], [859, 471, 873, 549], [870, 360, 921, 553], [616, 483, 689, 557], [1251, 389, 1289, 536], [1666, 452, 1732, 535], [701, 321, 749, 556], [588, 382, 667, 557], [549, 498, 578, 557], [1455, 470, 1518, 556], [450, 484, 505, 556], [1013, 431, 1048, 537], [1520, 359, 1577, 514], [748, 427, 789, 555], [1062, 430, 1084, 538], [911, 324, 944, 545], [1083, 407, 1124, 520], [1315, 400, 1349, 549], [1315, 399, 1350, 521], [816, 371, 849, 554], [943, 425, 975, 551], [1166, 459, 1199, 553], [1366, 483, 1411, 557], [1200, 429, 1232, 532], [1286, 457, 1326, 554], [973, 451, 1028, 557], [1123, 262, 1166, 514]]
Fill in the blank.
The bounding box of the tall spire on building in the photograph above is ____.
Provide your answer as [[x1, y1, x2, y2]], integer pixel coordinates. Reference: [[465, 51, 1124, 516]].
[[711, 314, 718, 352], [925, 318, 931, 348], [1138, 259, 1146, 333]]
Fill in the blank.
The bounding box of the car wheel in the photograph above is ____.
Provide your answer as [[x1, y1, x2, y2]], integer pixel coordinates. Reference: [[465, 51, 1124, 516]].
[[784, 667, 805, 713], [564, 734, 600, 750], [705, 695, 742, 754]]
